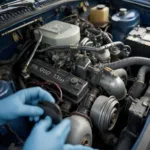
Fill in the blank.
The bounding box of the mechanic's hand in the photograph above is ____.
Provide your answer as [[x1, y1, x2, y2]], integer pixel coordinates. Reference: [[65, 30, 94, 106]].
[[23, 117, 96, 150], [0, 87, 55, 125]]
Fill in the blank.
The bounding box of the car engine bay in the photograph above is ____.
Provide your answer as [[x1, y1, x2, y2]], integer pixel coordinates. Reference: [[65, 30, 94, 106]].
[[1, 0, 150, 150]]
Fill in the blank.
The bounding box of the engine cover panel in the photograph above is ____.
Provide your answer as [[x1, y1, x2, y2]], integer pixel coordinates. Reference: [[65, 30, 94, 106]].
[[28, 59, 88, 104]]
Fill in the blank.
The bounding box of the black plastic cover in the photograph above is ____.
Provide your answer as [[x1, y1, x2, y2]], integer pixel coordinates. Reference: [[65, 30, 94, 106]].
[[28, 59, 88, 104]]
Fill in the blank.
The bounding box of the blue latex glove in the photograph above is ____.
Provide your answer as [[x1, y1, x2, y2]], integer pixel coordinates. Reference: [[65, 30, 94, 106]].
[[23, 117, 96, 150], [0, 87, 55, 125]]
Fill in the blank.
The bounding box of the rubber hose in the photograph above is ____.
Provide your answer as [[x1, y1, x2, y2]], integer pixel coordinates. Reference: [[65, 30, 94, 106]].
[[137, 66, 150, 83], [37, 42, 126, 53], [13, 41, 35, 65], [102, 32, 113, 43], [87, 28, 113, 43], [18, 77, 26, 89], [0, 54, 17, 65], [128, 82, 145, 99], [87, 28, 101, 35], [128, 66, 150, 99], [104, 57, 150, 69], [113, 69, 128, 85]]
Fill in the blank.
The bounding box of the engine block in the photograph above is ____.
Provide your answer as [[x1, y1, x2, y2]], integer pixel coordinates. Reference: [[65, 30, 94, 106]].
[[29, 59, 89, 104]]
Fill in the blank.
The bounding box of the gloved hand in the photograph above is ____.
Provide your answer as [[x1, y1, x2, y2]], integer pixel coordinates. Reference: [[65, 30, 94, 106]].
[[0, 87, 55, 125], [23, 117, 96, 150]]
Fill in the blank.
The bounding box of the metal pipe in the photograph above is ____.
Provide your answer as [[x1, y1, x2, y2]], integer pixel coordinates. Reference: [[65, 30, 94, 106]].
[[22, 30, 43, 74], [1, 18, 42, 36]]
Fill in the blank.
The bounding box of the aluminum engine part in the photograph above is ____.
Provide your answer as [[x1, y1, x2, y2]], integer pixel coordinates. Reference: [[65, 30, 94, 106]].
[[76, 59, 127, 100], [80, 37, 94, 47], [76, 58, 92, 79], [90, 95, 120, 135], [34, 20, 80, 46], [98, 74, 126, 100], [90, 67, 127, 100], [67, 115, 92, 146], [96, 49, 110, 63], [112, 68, 128, 85], [28, 59, 88, 104]]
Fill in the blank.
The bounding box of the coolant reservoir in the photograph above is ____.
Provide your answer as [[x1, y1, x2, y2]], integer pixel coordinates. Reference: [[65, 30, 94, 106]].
[[89, 5, 109, 27]]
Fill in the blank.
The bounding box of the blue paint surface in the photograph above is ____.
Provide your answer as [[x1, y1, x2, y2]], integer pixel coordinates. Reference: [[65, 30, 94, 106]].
[[112, 9, 140, 41], [112, 0, 150, 26], [0, 0, 98, 60]]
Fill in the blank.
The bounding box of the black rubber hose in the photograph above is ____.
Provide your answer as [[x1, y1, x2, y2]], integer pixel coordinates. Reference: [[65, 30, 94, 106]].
[[104, 57, 150, 69], [101, 31, 113, 43], [87, 28, 101, 35], [87, 28, 113, 43], [37, 42, 126, 53], [128, 66, 150, 99], [0, 54, 17, 66], [137, 66, 150, 83], [18, 77, 26, 89], [128, 82, 145, 99], [13, 41, 35, 65]]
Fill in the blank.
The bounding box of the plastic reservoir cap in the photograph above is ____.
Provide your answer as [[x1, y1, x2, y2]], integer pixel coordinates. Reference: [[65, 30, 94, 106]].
[[119, 8, 127, 16], [97, 5, 106, 9]]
